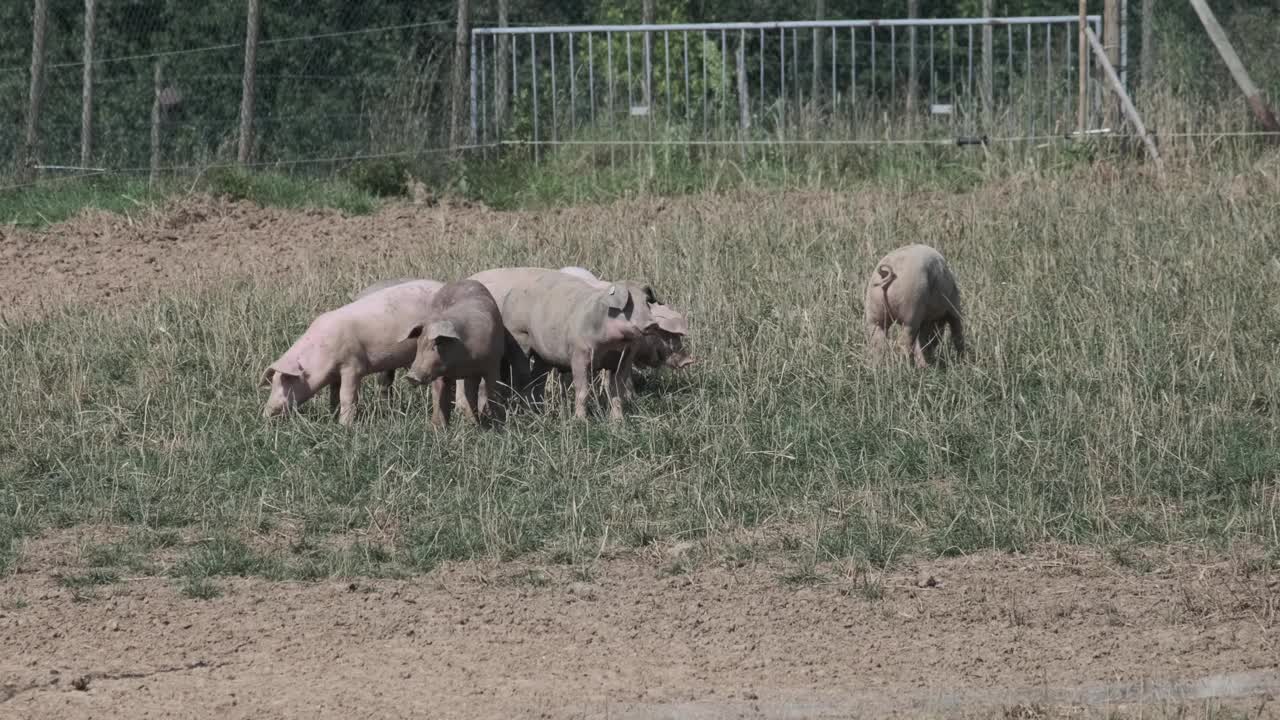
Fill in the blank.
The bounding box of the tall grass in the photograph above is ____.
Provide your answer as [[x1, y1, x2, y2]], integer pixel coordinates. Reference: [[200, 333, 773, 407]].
[[2, 157, 1279, 583]]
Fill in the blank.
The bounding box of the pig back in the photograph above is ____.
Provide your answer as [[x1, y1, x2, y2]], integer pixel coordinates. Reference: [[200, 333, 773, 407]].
[[346, 280, 443, 371]]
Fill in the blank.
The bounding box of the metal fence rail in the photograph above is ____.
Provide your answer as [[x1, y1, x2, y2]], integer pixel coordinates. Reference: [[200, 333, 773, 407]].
[[471, 15, 1107, 153]]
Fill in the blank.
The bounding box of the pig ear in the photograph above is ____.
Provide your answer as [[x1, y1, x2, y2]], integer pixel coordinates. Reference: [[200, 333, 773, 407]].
[[651, 305, 688, 335], [602, 285, 628, 311], [402, 324, 425, 343], [426, 320, 460, 342], [263, 357, 305, 386]]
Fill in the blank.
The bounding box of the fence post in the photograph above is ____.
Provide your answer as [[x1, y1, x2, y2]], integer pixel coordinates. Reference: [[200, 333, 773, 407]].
[[906, 0, 918, 121], [449, 0, 471, 153], [1186, 0, 1280, 135], [1103, 0, 1119, 127], [1083, 26, 1163, 178], [495, 0, 509, 134], [981, 0, 993, 126], [1077, 0, 1087, 133], [643, 0, 654, 110], [151, 61, 164, 186], [736, 33, 749, 132], [811, 0, 823, 107], [238, 0, 261, 165], [1139, 0, 1154, 92], [18, 0, 49, 183], [80, 0, 96, 169]]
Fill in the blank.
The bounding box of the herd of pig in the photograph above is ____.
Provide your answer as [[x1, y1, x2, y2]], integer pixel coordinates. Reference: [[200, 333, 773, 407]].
[[259, 243, 965, 427]]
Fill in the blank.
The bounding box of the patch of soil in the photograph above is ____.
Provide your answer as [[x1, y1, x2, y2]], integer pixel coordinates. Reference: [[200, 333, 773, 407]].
[[1, 546, 1277, 719], [0, 190, 952, 321]]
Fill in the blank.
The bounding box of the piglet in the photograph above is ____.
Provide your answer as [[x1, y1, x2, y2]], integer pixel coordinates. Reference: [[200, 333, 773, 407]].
[[402, 279, 522, 428], [471, 267, 657, 421], [864, 243, 964, 368], [260, 279, 443, 425]]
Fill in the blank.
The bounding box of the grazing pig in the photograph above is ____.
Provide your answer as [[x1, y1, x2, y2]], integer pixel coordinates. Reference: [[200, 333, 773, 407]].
[[350, 277, 425, 394], [402, 279, 515, 428], [470, 267, 657, 420], [864, 244, 965, 368], [260, 279, 443, 425], [557, 266, 696, 387]]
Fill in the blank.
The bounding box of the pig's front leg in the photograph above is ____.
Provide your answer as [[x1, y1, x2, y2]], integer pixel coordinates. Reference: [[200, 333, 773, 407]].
[[570, 349, 592, 420], [378, 370, 395, 401], [483, 366, 506, 426], [605, 352, 632, 421], [462, 377, 482, 423], [614, 350, 637, 403], [431, 377, 454, 428], [338, 368, 361, 426]]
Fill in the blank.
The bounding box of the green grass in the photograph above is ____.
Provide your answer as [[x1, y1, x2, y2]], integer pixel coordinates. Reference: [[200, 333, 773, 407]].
[[0, 169, 378, 228], [1, 152, 1279, 580]]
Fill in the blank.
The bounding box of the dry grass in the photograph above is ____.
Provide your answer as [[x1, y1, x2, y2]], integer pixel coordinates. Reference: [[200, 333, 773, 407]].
[[1, 154, 1278, 587]]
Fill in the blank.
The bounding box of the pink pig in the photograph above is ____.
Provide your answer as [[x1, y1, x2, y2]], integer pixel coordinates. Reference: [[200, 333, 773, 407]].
[[558, 266, 696, 393], [470, 267, 657, 421], [260, 280, 443, 425]]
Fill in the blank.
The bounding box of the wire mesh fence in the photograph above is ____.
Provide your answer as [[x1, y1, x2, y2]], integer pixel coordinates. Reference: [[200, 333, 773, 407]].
[[2, 1, 1277, 189], [471, 15, 1109, 154], [0, 0, 456, 182]]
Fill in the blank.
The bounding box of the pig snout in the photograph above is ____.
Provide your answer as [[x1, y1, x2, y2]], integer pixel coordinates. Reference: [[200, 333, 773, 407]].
[[405, 348, 442, 386], [262, 390, 290, 418]]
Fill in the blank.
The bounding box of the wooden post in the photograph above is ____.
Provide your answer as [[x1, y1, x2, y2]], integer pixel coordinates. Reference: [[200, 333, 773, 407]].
[[1139, 0, 1154, 91], [495, 0, 509, 133], [1187, 0, 1280, 134], [1103, 0, 1120, 127], [18, 0, 50, 182], [981, 0, 993, 125], [237, 0, 261, 165], [80, 0, 96, 169], [906, 0, 918, 119], [150, 61, 164, 186], [449, 0, 471, 152], [1084, 26, 1163, 178], [1077, 0, 1087, 133]]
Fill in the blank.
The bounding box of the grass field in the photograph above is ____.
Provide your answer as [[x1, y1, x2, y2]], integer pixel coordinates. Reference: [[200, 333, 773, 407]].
[[2, 149, 1280, 600]]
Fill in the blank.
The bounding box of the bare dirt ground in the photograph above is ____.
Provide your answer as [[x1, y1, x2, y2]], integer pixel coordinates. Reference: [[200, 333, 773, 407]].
[[2, 539, 1278, 719], [2, 194, 1279, 718]]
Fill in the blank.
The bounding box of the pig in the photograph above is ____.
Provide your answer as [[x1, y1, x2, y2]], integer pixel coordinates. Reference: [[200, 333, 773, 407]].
[[350, 277, 426, 395], [470, 267, 657, 421], [557, 266, 696, 393], [260, 279, 443, 425], [864, 243, 965, 368], [356, 277, 531, 416], [402, 279, 518, 428]]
